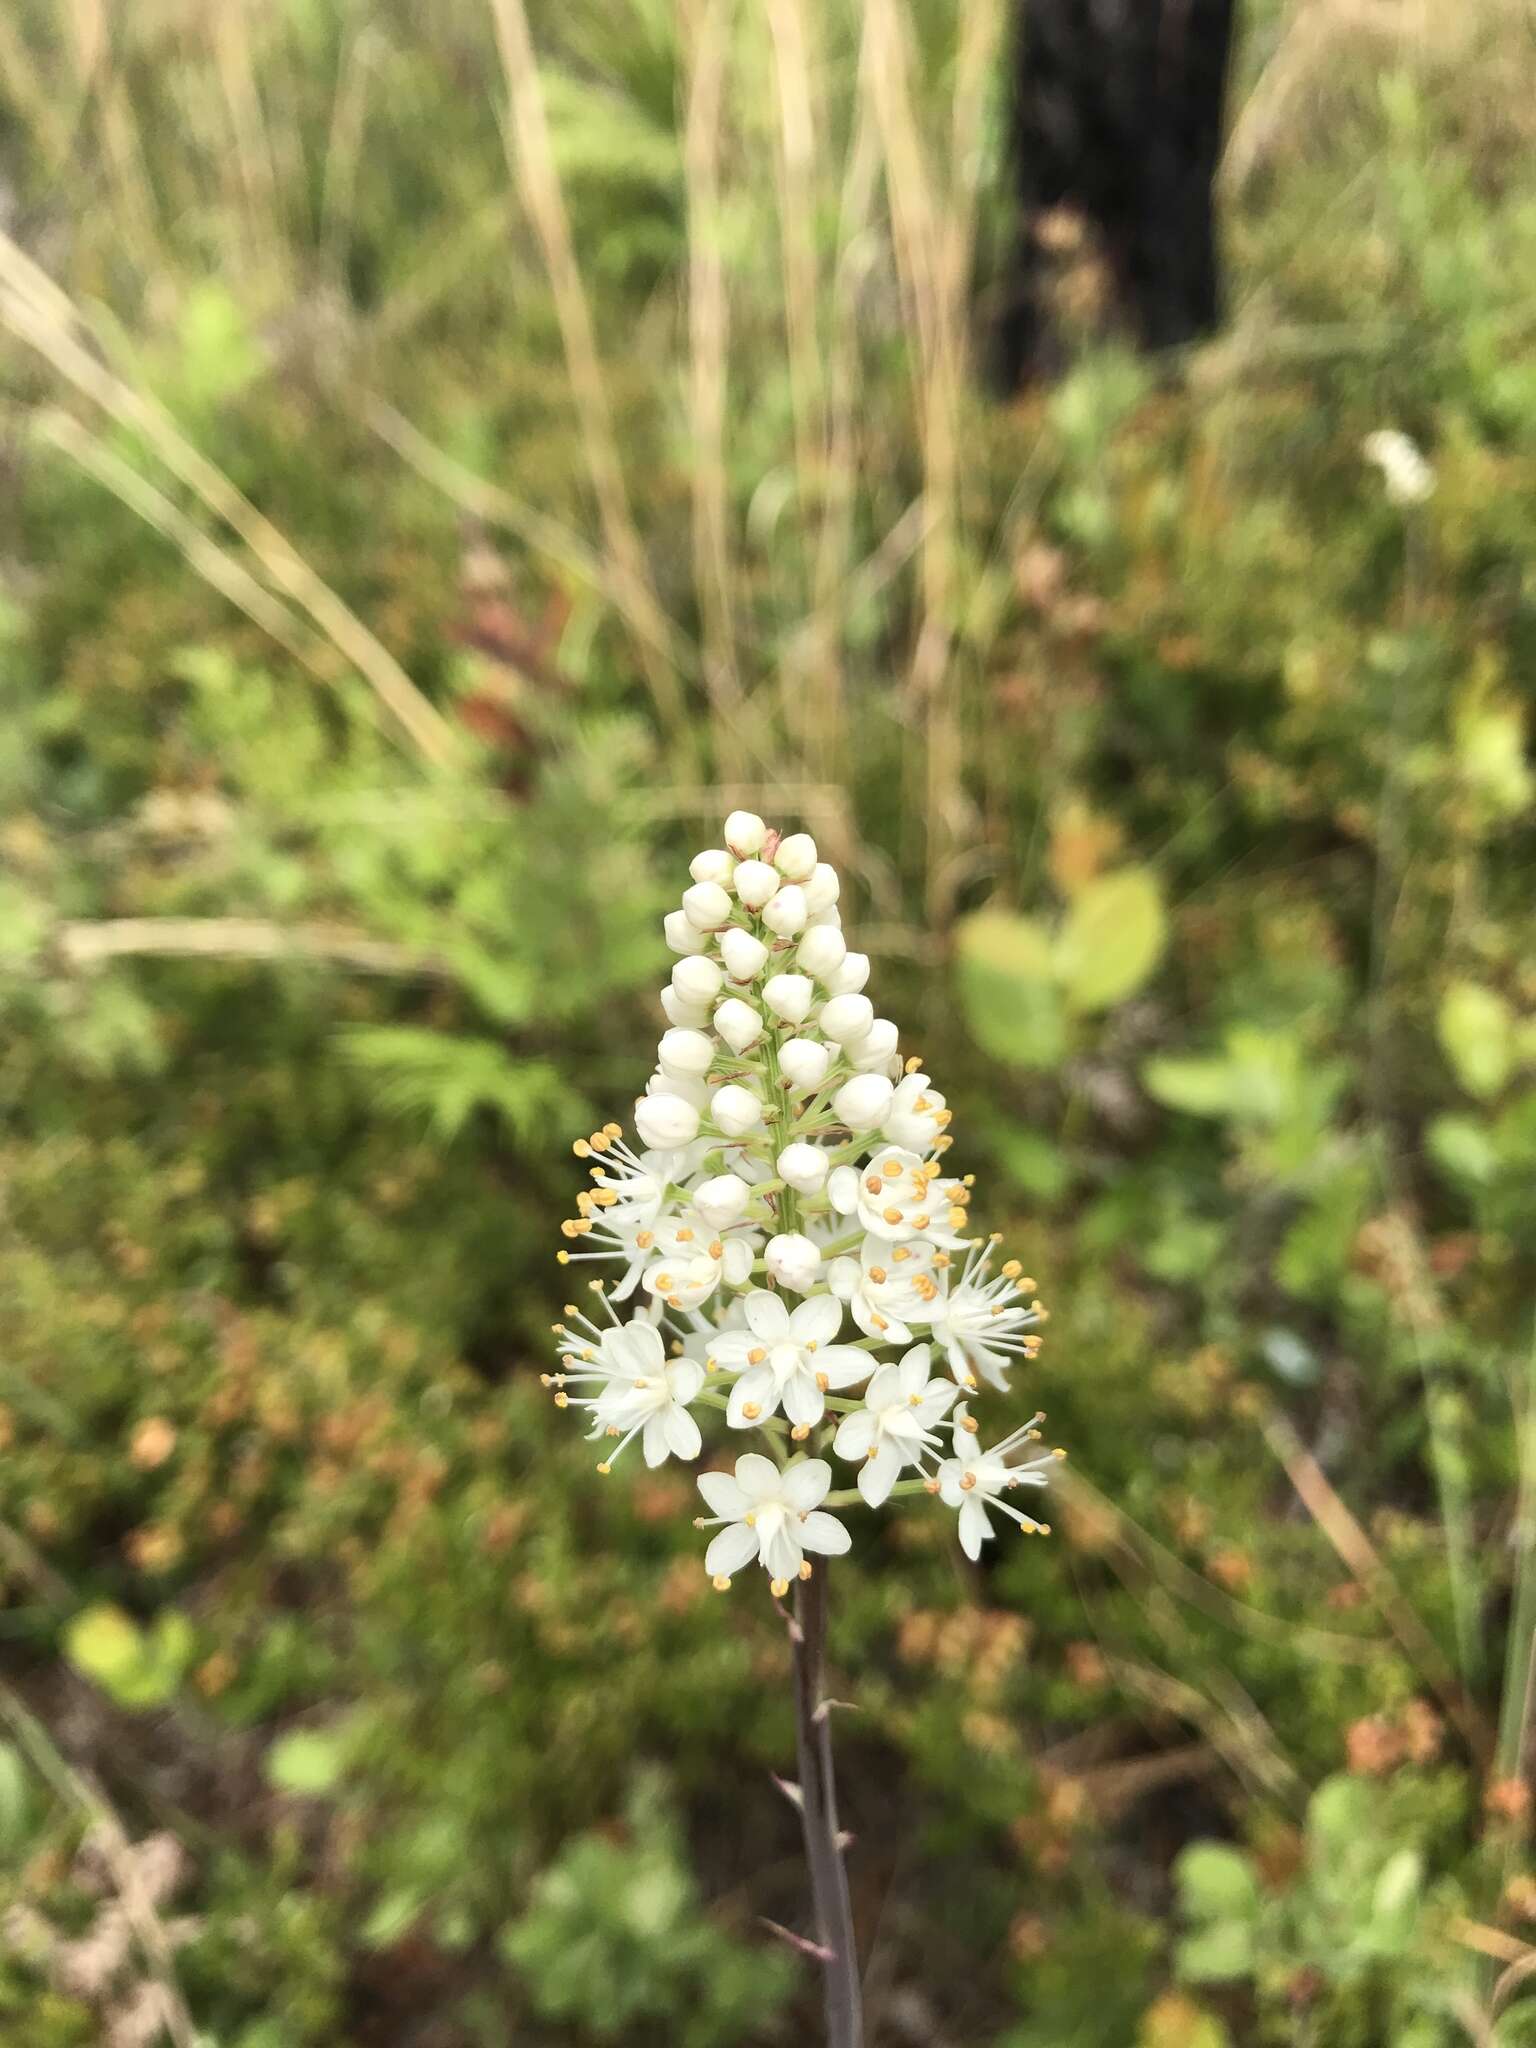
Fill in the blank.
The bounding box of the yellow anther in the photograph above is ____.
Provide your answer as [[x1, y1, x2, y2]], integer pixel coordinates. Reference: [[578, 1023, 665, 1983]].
[[556, 1251, 570, 1265], [712, 1574, 731, 1591], [962, 1414, 979, 1434], [1053, 1447, 1067, 1460], [653, 1273, 673, 1290], [596, 1460, 611, 1474], [573, 1139, 591, 1158], [815, 1373, 830, 1391], [959, 1471, 977, 1490], [913, 1213, 930, 1230], [924, 1477, 940, 1495], [603, 1123, 622, 1139], [748, 1347, 766, 1365], [791, 1424, 811, 1441], [770, 1578, 790, 1598], [869, 1267, 887, 1284], [553, 1392, 569, 1408], [883, 1207, 903, 1225], [743, 1402, 762, 1420], [636, 1230, 653, 1249], [905, 1056, 923, 1074], [798, 1560, 813, 1580], [709, 1240, 723, 1259], [677, 1227, 694, 1243], [865, 1176, 883, 1194], [1002, 1259, 1022, 1280]]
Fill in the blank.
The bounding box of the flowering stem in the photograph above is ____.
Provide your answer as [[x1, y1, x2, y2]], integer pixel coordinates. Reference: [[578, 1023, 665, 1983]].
[[790, 1563, 862, 2048]]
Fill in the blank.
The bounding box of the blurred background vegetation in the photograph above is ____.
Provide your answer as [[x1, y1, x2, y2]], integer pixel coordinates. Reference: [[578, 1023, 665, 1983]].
[[2, 0, 1535, 2042]]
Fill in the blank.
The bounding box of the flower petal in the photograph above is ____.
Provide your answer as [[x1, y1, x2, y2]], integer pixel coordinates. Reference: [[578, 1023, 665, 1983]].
[[733, 1452, 783, 1502], [958, 1494, 992, 1560], [668, 1359, 705, 1404], [863, 1363, 903, 1411], [697, 1469, 749, 1519], [833, 1411, 876, 1461], [782, 1458, 831, 1511], [763, 1519, 804, 1581], [727, 1366, 777, 1428], [664, 1405, 702, 1461], [743, 1290, 790, 1340], [616, 1320, 667, 1372], [705, 1522, 760, 1578], [799, 1510, 851, 1555], [897, 1343, 931, 1396], [816, 1346, 875, 1391], [781, 1371, 824, 1427], [858, 1441, 902, 1508], [788, 1294, 843, 1345]]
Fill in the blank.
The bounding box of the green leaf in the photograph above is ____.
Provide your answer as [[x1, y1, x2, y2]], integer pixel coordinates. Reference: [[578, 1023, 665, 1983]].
[[0, 1742, 32, 1854], [1438, 982, 1514, 1098], [1175, 1922, 1254, 1984], [992, 1127, 1070, 1202], [1307, 1774, 1378, 1853], [1055, 869, 1167, 1014], [953, 911, 1066, 1069], [267, 1728, 349, 1796], [1142, 1057, 1239, 1118], [1427, 1113, 1500, 1186], [63, 1604, 192, 1709], [1175, 1843, 1262, 1922]]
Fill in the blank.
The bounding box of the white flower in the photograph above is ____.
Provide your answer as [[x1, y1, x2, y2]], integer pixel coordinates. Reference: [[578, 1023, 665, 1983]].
[[724, 810, 767, 856], [634, 1093, 701, 1150], [819, 993, 874, 1044], [823, 951, 868, 995], [762, 885, 808, 937], [639, 1211, 750, 1310], [855, 1146, 969, 1245], [937, 1404, 1057, 1558], [802, 863, 840, 914], [719, 927, 769, 982], [682, 880, 732, 930], [1362, 429, 1435, 507], [549, 1316, 703, 1471], [929, 1237, 1043, 1390], [762, 973, 813, 1025], [833, 1073, 894, 1131], [713, 997, 764, 1055], [660, 985, 711, 1031], [690, 848, 735, 887], [658, 1027, 715, 1078], [693, 1172, 751, 1228], [711, 1083, 764, 1137], [833, 1344, 956, 1504], [664, 910, 707, 956], [672, 955, 724, 1006], [883, 1070, 950, 1153], [827, 1234, 944, 1343], [711, 1290, 868, 1427], [773, 832, 817, 881], [846, 1019, 899, 1072], [779, 1038, 832, 1092], [796, 925, 847, 981], [696, 1454, 850, 1590], [764, 1231, 822, 1292], [776, 1142, 829, 1195], [559, 1135, 679, 1298], [732, 859, 779, 910]]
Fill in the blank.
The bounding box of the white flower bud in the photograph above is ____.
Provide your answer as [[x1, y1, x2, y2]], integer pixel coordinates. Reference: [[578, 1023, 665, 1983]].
[[660, 986, 711, 1030], [802, 863, 840, 913], [777, 1142, 829, 1194], [765, 1231, 822, 1292], [824, 951, 869, 995], [761, 885, 808, 937], [634, 1093, 701, 1149], [682, 880, 732, 930], [773, 832, 817, 881], [672, 955, 724, 1005], [848, 1018, 900, 1071], [711, 1083, 764, 1136], [719, 928, 769, 982], [694, 1172, 751, 1228], [778, 1038, 832, 1091], [690, 848, 735, 887], [713, 997, 764, 1055], [833, 1072, 895, 1130], [796, 925, 847, 980], [827, 1164, 860, 1214], [724, 810, 767, 856], [819, 993, 874, 1044], [732, 859, 779, 910], [657, 1027, 714, 1077], [664, 909, 706, 956], [762, 973, 814, 1025]]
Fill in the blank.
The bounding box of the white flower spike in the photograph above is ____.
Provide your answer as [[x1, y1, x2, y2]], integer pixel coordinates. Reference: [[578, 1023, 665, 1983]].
[[551, 816, 1061, 1592]]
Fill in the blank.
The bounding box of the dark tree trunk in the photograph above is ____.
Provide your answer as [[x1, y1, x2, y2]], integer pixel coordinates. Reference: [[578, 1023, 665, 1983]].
[[996, 0, 1239, 384]]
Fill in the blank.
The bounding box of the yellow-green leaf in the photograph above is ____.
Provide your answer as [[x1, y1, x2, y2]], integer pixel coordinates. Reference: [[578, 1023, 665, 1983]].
[[953, 911, 1065, 1070], [1055, 868, 1167, 1014]]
